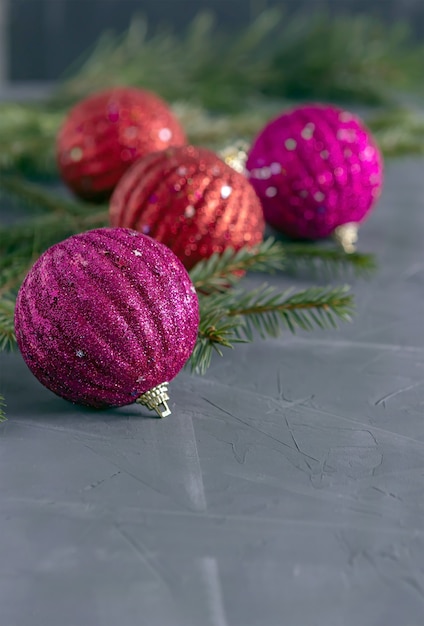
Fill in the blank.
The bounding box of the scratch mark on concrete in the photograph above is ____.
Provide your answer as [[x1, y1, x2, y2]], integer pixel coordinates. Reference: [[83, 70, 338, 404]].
[[83, 470, 121, 491], [117, 525, 170, 589], [375, 381, 423, 407], [202, 396, 320, 466], [202, 397, 236, 419], [76, 439, 165, 496]]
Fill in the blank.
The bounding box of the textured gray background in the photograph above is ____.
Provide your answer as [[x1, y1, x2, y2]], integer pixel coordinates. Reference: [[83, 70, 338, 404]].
[[1, 154, 424, 624], [2, 0, 424, 81]]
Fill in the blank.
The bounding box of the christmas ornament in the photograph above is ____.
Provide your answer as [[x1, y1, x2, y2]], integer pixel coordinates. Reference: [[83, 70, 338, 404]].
[[14, 228, 199, 416], [109, 145, 265, 269], [246, 104, 383, 249], [57, 87, 186, 201]]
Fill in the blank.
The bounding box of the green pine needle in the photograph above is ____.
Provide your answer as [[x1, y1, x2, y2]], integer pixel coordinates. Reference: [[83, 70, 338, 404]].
[[52, 10, 424, 111], [0, 298, 16, 352], [0, 395, 6, 423], [0, 11, 423, 178], [0, 102, 60, 178], [189, 238, 287, 294], [280, 243, 377, 277], [0, 175, 98, 218], [369, 107, 424, 157], [188, 238, 374, 295], [189, 284, 353, 374]]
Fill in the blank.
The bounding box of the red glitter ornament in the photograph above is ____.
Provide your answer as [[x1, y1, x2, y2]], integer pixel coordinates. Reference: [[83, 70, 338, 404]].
[[14, 228, 199, 416], [246, 104, 383, 246], [109, 145, 265, 269], [57, 87, 186, 201]]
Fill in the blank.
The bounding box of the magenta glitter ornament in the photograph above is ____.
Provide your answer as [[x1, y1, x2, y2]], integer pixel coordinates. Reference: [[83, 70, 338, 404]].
[[14, 228, 199, 414], [246, 104, 383, 241]]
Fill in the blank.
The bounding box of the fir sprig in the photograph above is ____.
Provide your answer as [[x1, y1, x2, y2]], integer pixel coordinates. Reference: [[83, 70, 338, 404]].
[[189, 238, 375, 294], [0, 11, 422, 179], [0, 103, 60, 178], [369, 107, 424, 157], [189, 238, 287, 294], [280, 243, 377, 277], [0, 175, 99, 218], [0, 298, 16, 352], [189, 285, 353, 373], [52, 10, 424, 111], [190, 306, 247, 375], [0, 395, 6, 423]]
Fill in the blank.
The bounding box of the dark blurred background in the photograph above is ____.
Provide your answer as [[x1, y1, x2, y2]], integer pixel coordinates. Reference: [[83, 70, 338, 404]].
[[1, 0, 424, 83]]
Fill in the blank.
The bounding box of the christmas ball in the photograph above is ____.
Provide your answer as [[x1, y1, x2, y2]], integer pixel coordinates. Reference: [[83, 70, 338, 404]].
[[57, 87, 186, 201], [246, 104, 383, 241], [14, 228, 199, 414], [109, 145, 265, 269]]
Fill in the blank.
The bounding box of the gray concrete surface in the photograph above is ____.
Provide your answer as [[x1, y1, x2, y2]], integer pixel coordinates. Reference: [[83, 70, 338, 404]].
[[1, 156, 424, 625]]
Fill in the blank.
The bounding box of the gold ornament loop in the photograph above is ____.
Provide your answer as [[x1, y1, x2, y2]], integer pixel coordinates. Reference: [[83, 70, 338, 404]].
[[333, 223, 359, 254], [137, 382, 171, 418]]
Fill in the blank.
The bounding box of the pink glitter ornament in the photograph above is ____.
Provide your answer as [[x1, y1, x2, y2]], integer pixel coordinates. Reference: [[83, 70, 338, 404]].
[[57, 87, 186, 201], [14, 228, 199, 416], [246, 104, 383, 245]]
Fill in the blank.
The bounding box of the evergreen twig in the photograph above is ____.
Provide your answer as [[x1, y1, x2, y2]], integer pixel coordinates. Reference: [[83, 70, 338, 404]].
[[369, 107, 424, 157], [280, 243, 377, 277], [53, 10, 424, 111], [189, 238, 287, 294], [0, 395, 6, 423], [189, 285, 353, 373], [0, 11, 422, 177], [0, 175, 98, 218], [0, 298, 16, 352]]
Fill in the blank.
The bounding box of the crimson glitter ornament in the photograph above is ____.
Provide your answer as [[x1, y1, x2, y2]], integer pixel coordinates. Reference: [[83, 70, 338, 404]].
[[109, 145, 265, 269], [246, 104, 383, 248], [57, 87, 186, 201], [14, 228, 199, 416]]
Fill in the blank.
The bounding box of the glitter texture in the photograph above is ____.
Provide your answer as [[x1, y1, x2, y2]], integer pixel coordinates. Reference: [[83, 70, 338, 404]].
[[109, 145, 265, 269], [246, 104, 383, 239], [57, 87, 186, 201], [14, 228, 199, 409]]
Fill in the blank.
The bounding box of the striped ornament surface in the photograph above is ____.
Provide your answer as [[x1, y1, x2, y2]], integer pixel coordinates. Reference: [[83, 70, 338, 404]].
[[57, 87, 187, 201], [110, 145, 265, 269], [14, 227, 199, 408]]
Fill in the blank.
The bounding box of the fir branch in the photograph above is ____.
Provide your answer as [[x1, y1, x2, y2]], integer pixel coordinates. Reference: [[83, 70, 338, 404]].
[[0, 103, 60, 178], [0, 395, 6, 423], [189, 285, 353, 373], [52, 10, 424, 111], [279, 243, 377, 278], [0, 175, 97, 218], [0, 209, 108, 262], [189, 238, 286, 294], [0, 205, 108, 299], [263, 13, 423, 105], [368, 107, 424, 157], [0, 11, 423, 178], [51, 10, 283, 112], [189, 239, 374, 295], [189, 305, 246, 375], [0, 298, 16, 352], [0, 260, 32, 298], [225, 284, 353, 337]]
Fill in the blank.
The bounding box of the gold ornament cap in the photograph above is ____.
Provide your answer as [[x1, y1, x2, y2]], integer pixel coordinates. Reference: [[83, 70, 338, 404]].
[[137, 382, 171, 418], [333, 223, 359, 254], [219, 141, 249, 174]]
